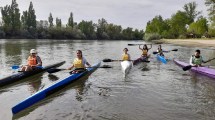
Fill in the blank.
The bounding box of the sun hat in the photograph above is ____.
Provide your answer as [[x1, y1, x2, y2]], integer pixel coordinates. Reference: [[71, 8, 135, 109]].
[[30, 49, 37, 54]]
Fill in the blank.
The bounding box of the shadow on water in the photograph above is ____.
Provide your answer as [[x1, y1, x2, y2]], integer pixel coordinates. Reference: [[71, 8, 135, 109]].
[[12, 73, 92, 120], [0, 73, 43, 94], [48, 74, 60, 81]]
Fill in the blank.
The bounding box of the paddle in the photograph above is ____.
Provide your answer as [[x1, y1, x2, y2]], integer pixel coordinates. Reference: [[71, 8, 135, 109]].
[[128, 44, 151, 46], [47, 65, 112, 73], [183, 57, 215, 71], [11, 65, 43, 70], [153, 49, 178, 54], [102, 58, 150, 63]]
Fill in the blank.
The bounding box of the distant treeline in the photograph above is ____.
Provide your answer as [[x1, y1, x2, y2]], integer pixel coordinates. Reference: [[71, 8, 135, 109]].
[[144, 1, 215, 41], [1, 0, 215, 41], [0, 0, 144, 40]]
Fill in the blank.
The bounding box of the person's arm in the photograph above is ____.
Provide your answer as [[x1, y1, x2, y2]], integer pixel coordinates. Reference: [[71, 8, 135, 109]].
[[36, 56, 42, 66], [189, 56, 194, 66], [139, 45, 142, 50], [128, 54, 131, 60], [68, 64, 74, 70], [83, 57, 91, 67], [148, 44, 152, 49]]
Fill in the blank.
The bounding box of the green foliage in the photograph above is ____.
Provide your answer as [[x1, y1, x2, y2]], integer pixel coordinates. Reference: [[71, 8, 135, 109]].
[[169, 11, 190, 38], [56, 17, 62, 28], [183, 2, 201, 23], [187, 17, 208, 37], [145, 15, 169, 35], [48, 13, 54, 27], [205, 0, 215, 26], [144, 33, 161, 41], [67, 12, 73, 28], [78, 20, 96, 39]]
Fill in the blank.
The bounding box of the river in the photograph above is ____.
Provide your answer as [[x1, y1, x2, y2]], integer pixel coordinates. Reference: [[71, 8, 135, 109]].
[[0, 39, 215, 120]]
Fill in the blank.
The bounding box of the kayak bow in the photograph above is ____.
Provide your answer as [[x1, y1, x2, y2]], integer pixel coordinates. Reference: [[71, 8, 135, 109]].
[[157, 55, 167, 64], [0, 61, 65, 87], [12, 61, 101, 114], [174, 59, 215, 79]]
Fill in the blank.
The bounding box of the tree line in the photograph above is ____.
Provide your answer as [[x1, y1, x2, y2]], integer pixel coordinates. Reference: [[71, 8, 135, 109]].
[[1, 0, 215, 40], [0, 0, 144, 40], [144, 1, 215, 41]]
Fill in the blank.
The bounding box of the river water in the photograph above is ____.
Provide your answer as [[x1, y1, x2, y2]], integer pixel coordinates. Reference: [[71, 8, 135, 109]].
[[0, 39, 215, 120]]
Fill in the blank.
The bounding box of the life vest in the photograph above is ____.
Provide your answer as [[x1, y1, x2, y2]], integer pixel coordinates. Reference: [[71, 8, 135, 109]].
[[28, 56, 37, 66], [192, 55, 203, 65], [73, 58, 85, 68], [142, 49, 148, 56], [122, 53, 129, 61]]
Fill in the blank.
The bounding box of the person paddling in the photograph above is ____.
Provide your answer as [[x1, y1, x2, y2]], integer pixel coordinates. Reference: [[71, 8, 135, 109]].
[[190, 49, 206, 67], [21, 49, 42, 71], [122, 48, 131, 61], [139, 44, 152, 58], [156, 45, 168, 56], [67, 50, 91, 74]]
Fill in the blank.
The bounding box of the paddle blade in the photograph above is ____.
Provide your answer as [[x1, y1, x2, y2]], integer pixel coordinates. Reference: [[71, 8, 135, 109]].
[[47, 68, 64, 73], [102, 59, 112, 62], [11, 65, 20, 69], [171, 49, 178, 51], [100, 65, 112, 68], [153, 51, 158, 54], [128, 44, 138, 46], [182, 65, 192, 71]]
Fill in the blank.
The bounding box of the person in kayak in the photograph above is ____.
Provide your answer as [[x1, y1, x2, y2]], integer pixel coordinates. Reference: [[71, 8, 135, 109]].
[[122, 48, 131, 61], [21, 49, 42, 71], [139, 44, 152, 60], [190, 49, 206, 67], [67, 50, 91, 74], [157, 45, 168, 56]]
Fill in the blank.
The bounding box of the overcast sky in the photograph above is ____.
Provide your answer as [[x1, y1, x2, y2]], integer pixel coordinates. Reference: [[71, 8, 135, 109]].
[[0, 0, 208, 30]]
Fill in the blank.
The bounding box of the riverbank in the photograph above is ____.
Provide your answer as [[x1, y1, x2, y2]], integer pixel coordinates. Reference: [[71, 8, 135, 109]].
[[153, 39, 215, 47]]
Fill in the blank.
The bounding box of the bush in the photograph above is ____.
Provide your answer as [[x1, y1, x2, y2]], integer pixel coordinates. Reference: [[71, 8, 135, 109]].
[[144, 33, 161, 41]]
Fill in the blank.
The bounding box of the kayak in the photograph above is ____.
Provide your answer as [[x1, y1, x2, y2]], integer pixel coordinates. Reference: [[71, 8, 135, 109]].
[[121, 61, 132, 75], [157, 54, 167, 64], [12, 61, 101, 114], [133, 56, 148, 65], [174, 59, 215, 79], [0, 61, 65, 87]]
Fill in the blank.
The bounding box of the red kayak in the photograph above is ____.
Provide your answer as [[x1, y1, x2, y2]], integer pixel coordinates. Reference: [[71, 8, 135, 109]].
[[174, 59, 215, 79]]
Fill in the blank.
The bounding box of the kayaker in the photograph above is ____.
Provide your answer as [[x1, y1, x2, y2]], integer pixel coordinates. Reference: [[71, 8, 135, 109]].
[[157, 45, 168, 56], [139, 44, 152, 59], [67, 50, 91, 74], [122, 48, 131, 61], [20, 49, 42, 71], [190, 49, 206, 67]]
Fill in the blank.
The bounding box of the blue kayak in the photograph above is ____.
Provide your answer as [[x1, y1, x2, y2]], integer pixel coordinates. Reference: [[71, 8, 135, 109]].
[[157, 54, 167, 64], [12, 61, 101, 114]]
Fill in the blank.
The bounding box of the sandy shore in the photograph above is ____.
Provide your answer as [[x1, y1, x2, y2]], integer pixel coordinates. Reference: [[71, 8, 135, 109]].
[[153, 39, 215, 47]]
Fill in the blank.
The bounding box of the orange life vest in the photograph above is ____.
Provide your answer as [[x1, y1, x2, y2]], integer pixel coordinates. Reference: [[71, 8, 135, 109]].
[[28, 56, 37, 66]]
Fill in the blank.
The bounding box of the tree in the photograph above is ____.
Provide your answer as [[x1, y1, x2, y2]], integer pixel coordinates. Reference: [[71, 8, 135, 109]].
[[27, 2, 36, 29], [1, 0, 21, 36], [205, 0, 215, 26], [78, 20, 96, 39], [169, 11, 191, 38], [67, 12, 74, 28], [56, 17, 62, 28], [96, 18, 109, 39], [48, 13, 54, 27], [183, 2, 201, 23], [187, 17, 208, 37]]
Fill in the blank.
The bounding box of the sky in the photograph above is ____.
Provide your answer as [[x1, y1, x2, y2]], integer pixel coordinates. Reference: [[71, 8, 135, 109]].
[[0, 0, 208, 30]]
